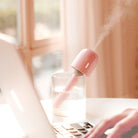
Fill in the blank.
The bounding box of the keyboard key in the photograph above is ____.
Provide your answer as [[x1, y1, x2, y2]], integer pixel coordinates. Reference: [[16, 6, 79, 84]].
[[79, 130, 88, 134], [84, 122, 94, 128], [74, 136, 82, 138], [68, 130, 78, 133], [73, 133, 82, 136], [59, 131, 69, 135], [71, 123, 85, 130], [83, 125, 91, 129], [62, 124, 74, 130], [56, 128, 66, 132]]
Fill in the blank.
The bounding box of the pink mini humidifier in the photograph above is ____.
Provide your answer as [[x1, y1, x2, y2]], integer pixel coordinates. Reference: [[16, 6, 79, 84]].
[[53, 49, 98, 108]]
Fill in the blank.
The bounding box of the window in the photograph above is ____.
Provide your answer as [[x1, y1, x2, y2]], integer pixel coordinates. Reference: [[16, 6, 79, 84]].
[[0, 0, 17, 38], [32, 51, 62, 99], [0, 0, 64, 100], [34, 0, 61, 40]]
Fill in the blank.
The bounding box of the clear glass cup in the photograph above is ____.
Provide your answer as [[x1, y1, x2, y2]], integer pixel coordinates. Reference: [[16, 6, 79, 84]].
[[51, 72, 86, 122]]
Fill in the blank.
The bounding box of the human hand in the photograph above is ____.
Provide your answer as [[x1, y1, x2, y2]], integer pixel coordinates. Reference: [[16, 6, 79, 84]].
[[84, 108, 138, 138]]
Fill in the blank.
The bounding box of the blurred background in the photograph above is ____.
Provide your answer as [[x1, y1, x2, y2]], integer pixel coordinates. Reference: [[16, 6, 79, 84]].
[[0, 0, 137, 100], [0, 0, 17, 37]]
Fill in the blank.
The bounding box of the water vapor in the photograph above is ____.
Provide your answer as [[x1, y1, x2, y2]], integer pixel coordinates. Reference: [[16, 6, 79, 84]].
[[94, 0, 138, 50]]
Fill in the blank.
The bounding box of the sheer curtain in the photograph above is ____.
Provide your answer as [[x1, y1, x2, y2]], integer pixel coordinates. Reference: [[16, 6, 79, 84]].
[[63, 0, 138, 98]]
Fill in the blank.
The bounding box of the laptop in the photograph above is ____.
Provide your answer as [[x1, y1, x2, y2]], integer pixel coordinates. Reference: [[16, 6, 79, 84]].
[[0, 40, 104, 138], [0, 40, 55, 138]]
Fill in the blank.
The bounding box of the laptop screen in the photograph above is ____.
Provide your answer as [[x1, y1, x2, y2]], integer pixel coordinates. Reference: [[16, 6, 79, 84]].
[[0, 40, 55, 138]]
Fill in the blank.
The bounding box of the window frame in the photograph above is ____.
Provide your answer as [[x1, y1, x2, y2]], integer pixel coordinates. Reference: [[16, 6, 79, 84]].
[[20, 0, 64, 73], [0, 0, 64, 75]]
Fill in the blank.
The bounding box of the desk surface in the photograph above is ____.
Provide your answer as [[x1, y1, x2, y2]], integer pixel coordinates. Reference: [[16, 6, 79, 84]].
[[86, 98, 138, 124], [41, 98, 138, 123], [86, 98, 138, 117], [0, 98, 137, 137]]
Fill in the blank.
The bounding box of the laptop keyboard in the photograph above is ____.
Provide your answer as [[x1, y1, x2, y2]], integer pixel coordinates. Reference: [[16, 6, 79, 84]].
[[53, 121, 138, 138], [53, 121, 107, 138]]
